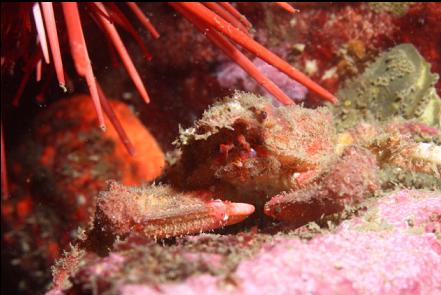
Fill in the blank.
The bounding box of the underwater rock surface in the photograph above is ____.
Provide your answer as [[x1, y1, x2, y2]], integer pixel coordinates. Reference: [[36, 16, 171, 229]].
[[47, 189, 441, 295]]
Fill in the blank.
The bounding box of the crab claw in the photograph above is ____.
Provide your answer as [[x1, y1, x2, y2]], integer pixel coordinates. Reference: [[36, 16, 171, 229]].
[[95, 181, 254, 239], [224, 201, 256, 225], [265, 146, 380, 225], [264, 188, 340, 225]]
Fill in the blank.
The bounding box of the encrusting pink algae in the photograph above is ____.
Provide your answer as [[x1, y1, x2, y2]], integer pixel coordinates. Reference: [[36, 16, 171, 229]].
[[47, 189, 441, 295]]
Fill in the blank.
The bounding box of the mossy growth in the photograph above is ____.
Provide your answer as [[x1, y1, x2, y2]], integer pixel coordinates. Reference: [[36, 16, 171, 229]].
[[169, 92, 336, 207], [175, 92, 269, 145], [333, 44, 440, 131], [368, 2, 412, 17], [379, 166, 441, 191]]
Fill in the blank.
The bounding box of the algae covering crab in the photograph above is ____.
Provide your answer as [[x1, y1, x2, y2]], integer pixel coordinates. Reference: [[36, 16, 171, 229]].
[[62, 44, 440, 246], [90, 90, 439, 243]]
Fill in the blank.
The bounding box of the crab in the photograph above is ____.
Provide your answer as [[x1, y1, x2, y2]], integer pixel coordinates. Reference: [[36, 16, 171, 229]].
[[90, 92, 439, 243]]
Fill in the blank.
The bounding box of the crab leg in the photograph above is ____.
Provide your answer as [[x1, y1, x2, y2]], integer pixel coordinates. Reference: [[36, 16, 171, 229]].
[[265, 146, 379, 224], [96, 181, 255, 239], [32, 3, 50, 64], [61, 2, 106, 131], [94, 2, 150, 104], [176, 4, 293, 105], [170, 2, 337, 104], [41, 2, 66, 88], [126, 2, 160, 39]]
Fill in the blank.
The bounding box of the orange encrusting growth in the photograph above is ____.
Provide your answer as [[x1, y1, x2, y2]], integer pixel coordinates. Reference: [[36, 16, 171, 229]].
[[13, 94, 164, 229], [1, 94, 165, 283], [34, 95, 165, 187]]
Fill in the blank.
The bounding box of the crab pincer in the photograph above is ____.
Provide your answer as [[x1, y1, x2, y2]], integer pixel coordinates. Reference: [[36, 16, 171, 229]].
[[95, 181, 255, 240], [264, 146, 380, 224]]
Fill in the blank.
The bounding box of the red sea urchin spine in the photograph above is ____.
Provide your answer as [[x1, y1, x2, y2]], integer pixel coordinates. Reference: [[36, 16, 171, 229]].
[[61, 2, 106, 131], [1, 123, 8, 199], [93, 2, 150, 104], [12, 51, 42, 107], [174, 4, 294, 105], [202, 2, 249, 34], [275, 2, 299, 14], [101, 3, 153, 61], [32, 3, 50, 64], [126, 2, 160, 40], [170, 2, 337, 104], [218, 2, 253, 29], [96, 84, 136, 156], [41, 2, 66, 88]]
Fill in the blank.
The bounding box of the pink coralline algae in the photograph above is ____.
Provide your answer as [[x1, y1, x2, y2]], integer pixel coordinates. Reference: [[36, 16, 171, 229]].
[[345, 190, 441, 233], [48, 190, 441, 295], [116, 233, 441, 295]]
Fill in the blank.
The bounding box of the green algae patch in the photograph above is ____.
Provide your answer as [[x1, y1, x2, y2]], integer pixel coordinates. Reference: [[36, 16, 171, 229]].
[[368, 2, 412, 17], [334, 44, 440, 130]]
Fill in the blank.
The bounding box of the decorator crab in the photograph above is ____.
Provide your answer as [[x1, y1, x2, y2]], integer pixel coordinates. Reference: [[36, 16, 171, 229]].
[[92, 91, 439, 242]]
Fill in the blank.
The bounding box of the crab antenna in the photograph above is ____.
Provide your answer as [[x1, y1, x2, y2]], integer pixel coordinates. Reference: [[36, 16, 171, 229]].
[[12, 51, 41, 107]]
